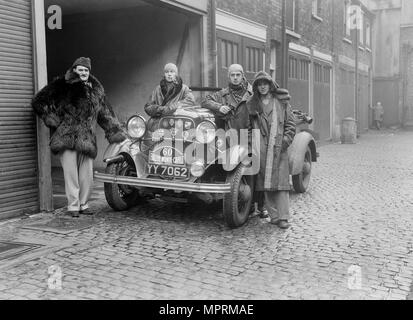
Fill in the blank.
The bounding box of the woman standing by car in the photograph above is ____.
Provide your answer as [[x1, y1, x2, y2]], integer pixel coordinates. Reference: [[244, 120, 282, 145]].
[[246, 71, 296, 229]]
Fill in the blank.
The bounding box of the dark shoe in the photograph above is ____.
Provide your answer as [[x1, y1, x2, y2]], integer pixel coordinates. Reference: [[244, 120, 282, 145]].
[[258, 209, 269, 219], [269, 218, 280, 225], [71, 211, 80, 218], [79, 208, 94, 215], [278, 220, 290, 229], [249, 204, 260, 217]]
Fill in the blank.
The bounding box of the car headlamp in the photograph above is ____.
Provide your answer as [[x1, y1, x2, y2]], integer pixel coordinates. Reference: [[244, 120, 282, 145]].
[[190, 161, 205, 177], [195, 120, 216, 144], [127, 116, 147, 139]]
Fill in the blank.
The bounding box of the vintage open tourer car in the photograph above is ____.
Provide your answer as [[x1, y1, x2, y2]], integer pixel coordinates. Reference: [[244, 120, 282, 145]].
[[94, 104, 317, 228]]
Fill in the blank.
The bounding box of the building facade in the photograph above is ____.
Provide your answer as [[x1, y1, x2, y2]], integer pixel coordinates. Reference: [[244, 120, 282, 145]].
[[367, 0, 413, 127], [284, 0, 374, 141]]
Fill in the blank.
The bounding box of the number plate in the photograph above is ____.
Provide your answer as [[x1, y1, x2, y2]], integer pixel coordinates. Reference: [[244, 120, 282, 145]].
[[147, 164, 189, 178]]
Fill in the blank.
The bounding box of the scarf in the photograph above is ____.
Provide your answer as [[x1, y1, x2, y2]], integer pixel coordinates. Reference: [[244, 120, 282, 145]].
[[228, 78, 249, 105], [160, 76, 183, 106]]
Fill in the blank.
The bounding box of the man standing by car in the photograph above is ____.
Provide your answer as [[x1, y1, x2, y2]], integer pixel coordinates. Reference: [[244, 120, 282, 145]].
[[32, 57, 127, 218], [201, 64, 252, 132]]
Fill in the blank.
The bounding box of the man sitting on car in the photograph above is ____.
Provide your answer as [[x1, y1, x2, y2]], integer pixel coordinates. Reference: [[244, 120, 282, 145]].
[[144, 63, 195, 131]]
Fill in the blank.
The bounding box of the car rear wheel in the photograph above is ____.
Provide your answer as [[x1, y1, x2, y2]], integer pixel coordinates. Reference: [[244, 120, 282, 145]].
[[223, 164, 254, 228], [292, 146, 312, 193], [104, 160, 141, 211]]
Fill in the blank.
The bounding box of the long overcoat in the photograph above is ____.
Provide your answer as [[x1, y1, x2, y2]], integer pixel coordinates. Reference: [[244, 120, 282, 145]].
[[246, 73, 296, 192], [31, 70, 126, 159]]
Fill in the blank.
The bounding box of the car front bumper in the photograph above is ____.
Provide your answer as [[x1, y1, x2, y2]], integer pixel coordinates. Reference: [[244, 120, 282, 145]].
[[94, 171, 232, 193]]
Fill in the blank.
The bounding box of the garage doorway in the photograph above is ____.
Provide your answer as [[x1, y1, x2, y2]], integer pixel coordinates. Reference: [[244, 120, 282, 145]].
[[43, 0, 204, 208]]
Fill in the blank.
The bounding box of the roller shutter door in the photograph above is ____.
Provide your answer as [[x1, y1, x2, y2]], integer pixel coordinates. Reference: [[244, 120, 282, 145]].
[[0, 0, 38, 218]]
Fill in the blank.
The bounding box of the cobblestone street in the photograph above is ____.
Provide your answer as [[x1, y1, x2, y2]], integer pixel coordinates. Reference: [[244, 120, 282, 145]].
[[0, 130, 412, 300]]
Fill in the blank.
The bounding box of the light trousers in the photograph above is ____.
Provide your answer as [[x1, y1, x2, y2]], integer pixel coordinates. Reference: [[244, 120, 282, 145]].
[[264, 190, 290, 221], [59, 150, 94, 212]]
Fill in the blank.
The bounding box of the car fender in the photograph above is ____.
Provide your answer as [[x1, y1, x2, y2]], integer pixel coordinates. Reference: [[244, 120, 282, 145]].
[[222, 145, 249, 172], [103, 139, 132, 162], [288, 131, 317, 175], [103, 139, 148, 178]]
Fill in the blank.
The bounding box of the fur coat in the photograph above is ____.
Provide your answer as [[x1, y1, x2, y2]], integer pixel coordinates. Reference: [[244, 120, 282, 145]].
[[31, 70, 126, 159]]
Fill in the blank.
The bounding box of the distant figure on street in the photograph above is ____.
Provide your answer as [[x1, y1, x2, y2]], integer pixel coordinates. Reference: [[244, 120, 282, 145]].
[[32, 57, 127, 218], [371, 102, 384, 130]]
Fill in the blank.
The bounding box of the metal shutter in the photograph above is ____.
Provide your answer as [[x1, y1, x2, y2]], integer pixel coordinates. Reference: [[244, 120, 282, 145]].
[[0, 0, 38, 218]]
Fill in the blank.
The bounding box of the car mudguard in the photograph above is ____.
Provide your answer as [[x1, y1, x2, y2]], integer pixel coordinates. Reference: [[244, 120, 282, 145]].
[[103, 139, 148, 178], [103, 139, 132, 162], [221, 145, 250, 172], [288, 131, 317, 176]]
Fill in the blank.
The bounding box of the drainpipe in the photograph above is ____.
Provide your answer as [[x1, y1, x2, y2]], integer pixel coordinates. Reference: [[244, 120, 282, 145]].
[[281, 0, 288, 88], [353, 2, 359, 132], [210, 0, 217, 86], [401, 42, 410, 126]]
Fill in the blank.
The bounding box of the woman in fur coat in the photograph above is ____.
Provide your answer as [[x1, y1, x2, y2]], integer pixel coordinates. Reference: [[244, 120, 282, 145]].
[[246, 71, 296, 229], [32, 57, 127, 217]]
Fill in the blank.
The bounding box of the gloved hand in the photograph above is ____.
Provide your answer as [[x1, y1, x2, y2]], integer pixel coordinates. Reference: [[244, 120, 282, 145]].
[[108, 130, 128, 144], [281, 136, 290, 151], [276, 88, 291, 102], [219, 105, 231, 115]]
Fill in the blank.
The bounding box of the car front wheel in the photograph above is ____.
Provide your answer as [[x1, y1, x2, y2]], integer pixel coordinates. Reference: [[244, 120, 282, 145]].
[[104, 160, 141, 211], [223, 164, 254, 228]]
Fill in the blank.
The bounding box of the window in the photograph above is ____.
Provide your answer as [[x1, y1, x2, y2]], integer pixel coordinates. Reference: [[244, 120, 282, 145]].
[[217, 31, 264, 86], [344, 0, 351, 38], [299, 60, 309, 80], [358, 13, 364, 45], [312, 0, 322, 18], [286, 0, 298, 31], [365, 19, 371, 48], [289, 57, 309, 80], [246, 47, 261, 73], [323, 66, 331, 84], [221, 39, 239, 67], [289, 57, 298, 79], [314, 63, 323, 83], [270, 42, 277, 80]]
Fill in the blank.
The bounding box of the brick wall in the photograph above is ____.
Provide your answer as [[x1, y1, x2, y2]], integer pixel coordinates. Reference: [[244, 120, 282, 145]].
[[291, 0, 333, 53]]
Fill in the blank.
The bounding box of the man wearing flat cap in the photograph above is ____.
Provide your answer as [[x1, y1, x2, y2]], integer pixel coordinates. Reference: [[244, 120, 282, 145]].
[[32, 57, 127, 217]]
